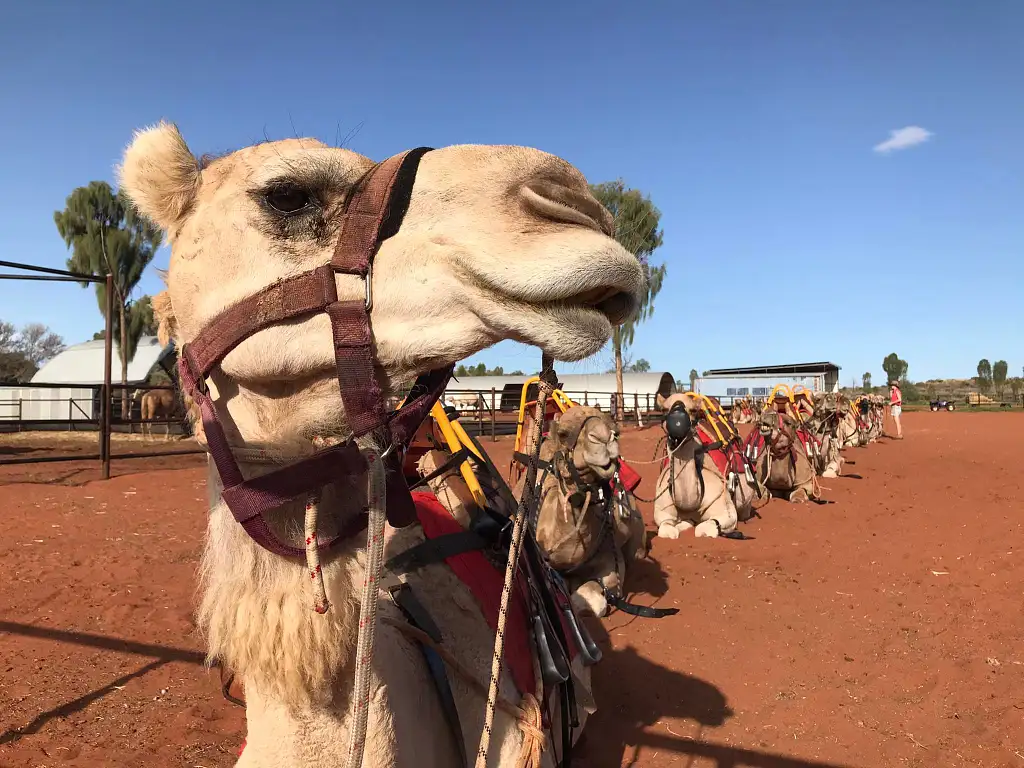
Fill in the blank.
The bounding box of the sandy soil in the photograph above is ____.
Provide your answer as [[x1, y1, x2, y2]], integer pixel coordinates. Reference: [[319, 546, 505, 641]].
[[1, 412, 1022, 767]]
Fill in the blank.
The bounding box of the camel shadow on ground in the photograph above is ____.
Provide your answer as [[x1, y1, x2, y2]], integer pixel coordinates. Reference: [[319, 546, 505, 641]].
[[627, 546, 672, 599], [574, 615, 859, 768], [0, 621, 208, 746]]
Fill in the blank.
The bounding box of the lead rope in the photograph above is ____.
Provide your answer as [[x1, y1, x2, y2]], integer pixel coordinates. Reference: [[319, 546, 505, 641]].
[[305, 436, 332, 615], [475, 378, 553, 768], [304, 489, 331, 614], [344, 444, 388, 768]]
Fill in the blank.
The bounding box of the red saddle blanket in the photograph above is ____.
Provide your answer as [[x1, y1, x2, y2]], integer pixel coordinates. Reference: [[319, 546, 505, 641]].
[[411, 491, 539, 696], [697, 425, 747, 477]]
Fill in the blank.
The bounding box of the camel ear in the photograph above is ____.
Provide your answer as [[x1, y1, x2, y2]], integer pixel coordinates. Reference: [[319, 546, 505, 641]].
[[152, 290, 178, 347], [117, 121, 200, 231]]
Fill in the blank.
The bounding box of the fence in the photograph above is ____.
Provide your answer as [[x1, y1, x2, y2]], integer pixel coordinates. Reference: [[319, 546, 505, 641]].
[[434, 387, 682, 440], [0, 259, 205, 477]]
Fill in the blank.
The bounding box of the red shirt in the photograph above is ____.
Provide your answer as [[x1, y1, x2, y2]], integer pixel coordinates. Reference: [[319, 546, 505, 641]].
[[890, 386, 902, 405]]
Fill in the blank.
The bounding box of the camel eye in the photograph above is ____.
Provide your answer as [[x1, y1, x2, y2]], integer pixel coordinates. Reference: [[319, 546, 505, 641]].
[[265, 185, 313, 214]]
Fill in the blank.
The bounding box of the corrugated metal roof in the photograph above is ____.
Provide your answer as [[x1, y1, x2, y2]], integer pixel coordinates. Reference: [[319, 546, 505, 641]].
[[31, 335, 172, 385], [704, 362, 839, 376], [447, 372, 675, 397]]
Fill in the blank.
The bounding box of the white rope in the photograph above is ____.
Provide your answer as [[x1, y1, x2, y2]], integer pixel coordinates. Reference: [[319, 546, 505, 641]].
[[304, 489, 330, 615], [474, 379, 552, 768], [344, 447, 388, 768]]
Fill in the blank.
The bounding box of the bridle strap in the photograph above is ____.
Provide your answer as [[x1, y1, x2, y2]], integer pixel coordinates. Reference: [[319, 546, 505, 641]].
[[177, 147, 451, 557], [329, 147, 431, 439]]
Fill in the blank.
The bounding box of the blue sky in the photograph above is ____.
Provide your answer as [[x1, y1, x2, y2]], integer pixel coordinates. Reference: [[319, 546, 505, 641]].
[[2, 1, 1022, 384]]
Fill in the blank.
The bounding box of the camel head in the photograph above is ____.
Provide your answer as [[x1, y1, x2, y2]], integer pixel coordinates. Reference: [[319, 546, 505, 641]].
[[551, 405, 620, 482], [815, 392, 838, 415], [756, 407, 790, 439], [118, 122, 645, 444], [659, 392, 704, 447]]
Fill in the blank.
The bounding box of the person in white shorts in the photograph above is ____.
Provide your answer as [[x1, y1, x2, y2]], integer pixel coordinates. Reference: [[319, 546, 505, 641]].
[[889, 381, 903, 439]]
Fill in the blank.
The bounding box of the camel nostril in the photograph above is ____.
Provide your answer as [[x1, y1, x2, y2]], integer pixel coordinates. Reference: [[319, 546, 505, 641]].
[[521, 179, 614, 237]]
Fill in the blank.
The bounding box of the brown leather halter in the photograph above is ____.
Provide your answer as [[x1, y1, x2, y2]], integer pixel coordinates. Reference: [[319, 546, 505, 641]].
[[177, 147, 454, 558]]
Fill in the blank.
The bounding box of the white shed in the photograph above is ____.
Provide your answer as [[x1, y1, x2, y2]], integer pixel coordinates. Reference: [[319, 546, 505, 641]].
[[0, 336, 174, 422]]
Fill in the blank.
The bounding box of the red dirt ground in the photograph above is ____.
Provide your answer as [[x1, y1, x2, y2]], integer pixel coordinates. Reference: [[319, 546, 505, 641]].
[[2, 412, 1022, 767]]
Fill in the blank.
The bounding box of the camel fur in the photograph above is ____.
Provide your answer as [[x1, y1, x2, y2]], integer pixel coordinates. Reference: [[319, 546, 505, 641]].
[[119, 121, 644, 767]]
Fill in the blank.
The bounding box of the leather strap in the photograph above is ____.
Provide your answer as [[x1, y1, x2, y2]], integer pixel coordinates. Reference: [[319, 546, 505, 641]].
[[385, 530, 491, 575], [387, 581, 468, 768]]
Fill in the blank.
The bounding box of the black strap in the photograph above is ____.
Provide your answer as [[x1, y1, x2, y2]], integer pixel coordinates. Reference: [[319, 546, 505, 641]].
[[384, 530, 490, 574], [216, 660, 245, 708], [389, 583, 467, 768], [606, 593, 680, 619], [409, 448, 473, 491], [389, 581, 444, 643], [514, 451, 551, 472], [697, 440, 724, 453]]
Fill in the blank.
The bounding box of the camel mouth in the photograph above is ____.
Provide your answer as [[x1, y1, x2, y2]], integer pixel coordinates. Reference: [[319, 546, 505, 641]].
[[556, 285, 638, 325]]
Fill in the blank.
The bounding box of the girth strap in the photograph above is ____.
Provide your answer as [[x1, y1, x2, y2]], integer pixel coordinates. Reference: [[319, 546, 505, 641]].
[[385, 530, 491, 575], [387, 581, 468, 768]]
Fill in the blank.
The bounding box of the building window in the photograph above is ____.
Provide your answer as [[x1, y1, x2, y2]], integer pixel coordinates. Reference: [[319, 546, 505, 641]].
[[726, 388, 737, 396], [736, 388, 749, 396], [752, 387, 769, 396]]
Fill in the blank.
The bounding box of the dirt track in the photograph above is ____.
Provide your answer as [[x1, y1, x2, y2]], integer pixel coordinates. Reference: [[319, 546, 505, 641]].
[[1, 412, 1022, 767]]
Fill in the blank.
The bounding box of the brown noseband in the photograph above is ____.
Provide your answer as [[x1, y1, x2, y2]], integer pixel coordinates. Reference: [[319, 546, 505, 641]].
[[177, 147, 454, 557]]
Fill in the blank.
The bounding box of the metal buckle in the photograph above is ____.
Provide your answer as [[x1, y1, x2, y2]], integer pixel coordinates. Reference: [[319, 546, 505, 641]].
[[180, 345, 209, 397]]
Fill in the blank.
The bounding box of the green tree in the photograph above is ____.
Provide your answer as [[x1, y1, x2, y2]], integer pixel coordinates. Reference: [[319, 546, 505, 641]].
[[630, 358, 651, 373], [454, 362, 511, 377], [882, 353, 908, 385], [976, 359, 992, 394], [54, 182, 162, 417], [0, 320, 65, 383], [1010, 377, 1023, 406], [689, 369, 699, 392], [862, 372, 872, 392], [589, 180, 664, 424], [993, 360, 1008, 400]]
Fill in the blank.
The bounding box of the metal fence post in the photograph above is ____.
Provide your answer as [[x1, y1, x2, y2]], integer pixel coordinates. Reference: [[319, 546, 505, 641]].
[[101, 274, 114, 480], [490, 388, 496, 442]]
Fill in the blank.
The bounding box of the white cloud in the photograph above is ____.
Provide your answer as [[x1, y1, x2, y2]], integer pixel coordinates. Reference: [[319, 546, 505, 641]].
[[873, 126, 933, 154]]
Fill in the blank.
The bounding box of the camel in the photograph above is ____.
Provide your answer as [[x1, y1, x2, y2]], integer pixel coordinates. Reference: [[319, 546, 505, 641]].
[[119, 121, 644, 768], [742, 408, 819, 503], [851, 395, 883, 444], [804, 392, 847, 478], [653, 393, 759, 540], [447, 392, 488, 416], [516, 405, 646, 618], [731, 396, 756, 424]]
